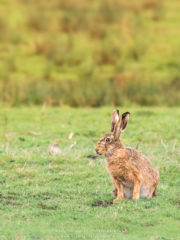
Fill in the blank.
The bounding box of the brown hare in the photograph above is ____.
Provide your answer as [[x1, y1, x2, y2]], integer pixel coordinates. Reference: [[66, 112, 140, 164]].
[[95, 110, 159, 203]]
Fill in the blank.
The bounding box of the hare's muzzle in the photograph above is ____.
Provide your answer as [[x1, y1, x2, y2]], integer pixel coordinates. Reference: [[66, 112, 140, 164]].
[[95, 146, 99, 154], [96, 149, 100, 154], [95, 145, 102, 155]]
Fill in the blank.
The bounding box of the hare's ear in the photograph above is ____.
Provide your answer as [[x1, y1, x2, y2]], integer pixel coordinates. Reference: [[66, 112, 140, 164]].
[[113, 118, 121, 140], [113, 112, 130, 140], [120, 112, 130, 131], [111, 109, 119, 132]]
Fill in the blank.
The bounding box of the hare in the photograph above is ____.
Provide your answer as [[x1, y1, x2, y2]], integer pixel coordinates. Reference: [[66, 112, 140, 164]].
[[95, 110, 159, 203]]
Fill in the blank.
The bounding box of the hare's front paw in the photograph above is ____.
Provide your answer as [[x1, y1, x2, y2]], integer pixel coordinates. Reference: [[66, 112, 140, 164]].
[[132, 195, 139, 201], [113, 197, 122, 204]]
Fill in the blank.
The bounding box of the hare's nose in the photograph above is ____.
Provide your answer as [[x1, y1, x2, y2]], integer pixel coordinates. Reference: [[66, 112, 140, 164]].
[[96, 149, 99, 154]]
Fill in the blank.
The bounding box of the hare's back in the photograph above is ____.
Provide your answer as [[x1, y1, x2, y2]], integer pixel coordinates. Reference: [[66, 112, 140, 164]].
[[125, 147, 159, 185], [125, 147, 153, 169]]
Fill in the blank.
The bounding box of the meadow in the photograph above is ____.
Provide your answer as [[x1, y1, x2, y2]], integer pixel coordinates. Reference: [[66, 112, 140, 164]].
[[0, 0, 180, 106], [0, 107, 179, 240]]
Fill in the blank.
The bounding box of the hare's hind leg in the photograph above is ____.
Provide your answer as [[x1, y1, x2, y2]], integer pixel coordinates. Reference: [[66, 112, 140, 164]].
[[153, 175, 159, 198], [152, 170, 159, 198], [152, 184, 158, 198], [152, 189, 156, 198], [113, 178, 124, 203], [147, 182, 159, 198]]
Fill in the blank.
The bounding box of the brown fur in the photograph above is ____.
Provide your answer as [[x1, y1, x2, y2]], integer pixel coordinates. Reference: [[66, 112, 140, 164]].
[[95, 110, 160, 203]]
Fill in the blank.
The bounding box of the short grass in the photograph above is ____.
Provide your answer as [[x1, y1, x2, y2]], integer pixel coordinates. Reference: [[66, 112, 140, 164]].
[[0, 107, 179, 240]]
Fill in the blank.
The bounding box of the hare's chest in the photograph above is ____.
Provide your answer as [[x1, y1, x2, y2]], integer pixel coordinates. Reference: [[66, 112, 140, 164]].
[[106, 158, 135, 183], [106, 160, 127, 176]]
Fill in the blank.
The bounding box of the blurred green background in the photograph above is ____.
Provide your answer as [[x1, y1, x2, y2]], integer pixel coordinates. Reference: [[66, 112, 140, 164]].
[[0, 0, 179, 107]]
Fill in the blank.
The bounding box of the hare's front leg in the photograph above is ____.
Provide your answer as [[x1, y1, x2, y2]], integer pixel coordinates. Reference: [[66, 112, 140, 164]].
[[112, 178, 124, 203], [132, 181, 140, 200]]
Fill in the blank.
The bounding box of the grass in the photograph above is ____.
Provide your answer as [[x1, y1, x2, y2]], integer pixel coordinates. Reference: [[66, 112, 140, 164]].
[[0, 107, 179, 240]]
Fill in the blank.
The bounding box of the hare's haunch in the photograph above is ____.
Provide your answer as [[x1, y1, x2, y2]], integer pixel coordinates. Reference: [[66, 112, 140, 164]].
[[95, 110, 159, 203]]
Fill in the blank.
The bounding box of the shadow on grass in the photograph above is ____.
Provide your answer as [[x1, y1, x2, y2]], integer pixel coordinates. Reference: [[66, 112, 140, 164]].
[[87, 155, 98, 160], [91, 200, 113, 207]]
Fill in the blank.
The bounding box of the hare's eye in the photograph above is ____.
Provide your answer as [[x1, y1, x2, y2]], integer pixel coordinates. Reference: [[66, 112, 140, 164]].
[[106, 137, 111, 142]]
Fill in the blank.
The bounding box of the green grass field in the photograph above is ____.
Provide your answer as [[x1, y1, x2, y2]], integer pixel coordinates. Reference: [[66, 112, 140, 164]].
[[0, 107, 179, 240]]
